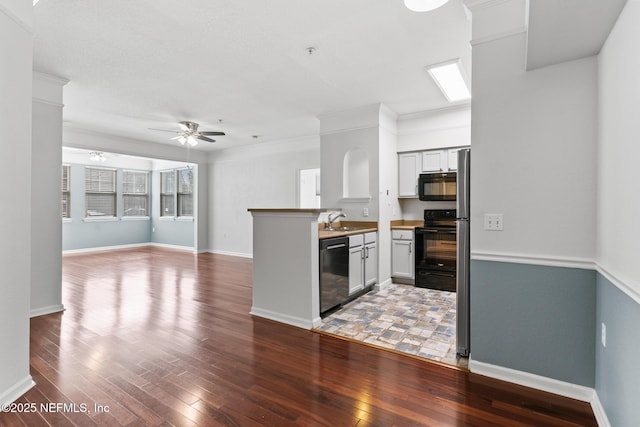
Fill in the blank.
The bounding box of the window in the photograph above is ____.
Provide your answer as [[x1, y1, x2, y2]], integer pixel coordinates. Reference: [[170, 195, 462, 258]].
[[177, 168, 194, 217], [62, 164, 70, 219], [122, 170, 149, 217], [160, 170, 175, 217], [85, 167, 116, 217]]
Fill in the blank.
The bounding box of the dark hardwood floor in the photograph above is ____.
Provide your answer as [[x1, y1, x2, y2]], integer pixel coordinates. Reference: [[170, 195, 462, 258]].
[[2, 247, 597, 426]]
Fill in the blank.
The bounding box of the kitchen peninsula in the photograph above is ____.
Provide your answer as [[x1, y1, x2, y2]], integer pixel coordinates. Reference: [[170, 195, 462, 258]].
[[248, 208, 332, 329], [248, 208, 377, 329]]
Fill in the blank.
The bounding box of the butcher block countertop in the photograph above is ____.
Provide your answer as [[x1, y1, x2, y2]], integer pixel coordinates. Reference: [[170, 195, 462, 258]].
[[318, 221, 378, 239], [390, 220, 422, 230]]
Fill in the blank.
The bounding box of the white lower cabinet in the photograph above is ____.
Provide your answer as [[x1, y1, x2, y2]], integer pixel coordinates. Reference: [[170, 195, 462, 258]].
[[349, 232, 377, 296], [391, 229, 414, 279]]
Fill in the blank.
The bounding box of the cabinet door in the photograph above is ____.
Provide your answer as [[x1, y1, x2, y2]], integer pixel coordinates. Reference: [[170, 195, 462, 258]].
[[349, 246, 364, 295], [364, 243, 377, 286], [422, 150, 445, 172], [392, 239, 414, 278], [447, 148, 461, 171], [398, 152, 420, 197]]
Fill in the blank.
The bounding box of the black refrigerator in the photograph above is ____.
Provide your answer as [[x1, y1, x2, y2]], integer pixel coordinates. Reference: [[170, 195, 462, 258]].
[[456, 148, 470, 357]]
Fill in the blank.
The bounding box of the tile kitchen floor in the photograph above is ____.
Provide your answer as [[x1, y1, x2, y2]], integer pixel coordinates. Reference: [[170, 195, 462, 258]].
[[316, 283, 468, 368]]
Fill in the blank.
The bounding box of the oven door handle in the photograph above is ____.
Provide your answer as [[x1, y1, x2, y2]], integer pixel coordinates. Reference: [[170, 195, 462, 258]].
[[422, 229, 457, 234]]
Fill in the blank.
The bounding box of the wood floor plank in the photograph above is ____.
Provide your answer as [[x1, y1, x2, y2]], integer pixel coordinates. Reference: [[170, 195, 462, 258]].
[[0, 247, 597, 426]]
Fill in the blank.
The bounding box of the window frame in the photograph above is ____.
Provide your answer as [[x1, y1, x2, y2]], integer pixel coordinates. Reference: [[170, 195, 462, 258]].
[[176, 168, 194, 219], [62, 164, 71, 220], [122, 169, 150, 219], [160, 170, 176, 218], [84, 166, 117, 219]]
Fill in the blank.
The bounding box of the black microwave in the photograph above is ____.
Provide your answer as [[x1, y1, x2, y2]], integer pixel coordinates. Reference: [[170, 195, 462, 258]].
[[418, 172, 457, 201]]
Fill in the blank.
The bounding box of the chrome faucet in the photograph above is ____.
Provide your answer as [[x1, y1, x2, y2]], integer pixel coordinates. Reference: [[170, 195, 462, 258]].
[[327, 212, 346, 231]]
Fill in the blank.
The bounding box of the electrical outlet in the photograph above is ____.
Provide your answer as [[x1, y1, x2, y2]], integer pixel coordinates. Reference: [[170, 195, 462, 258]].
[[601, 322, 607, 348], [363, 208, 369, 217], [484, 214, 504, 231]]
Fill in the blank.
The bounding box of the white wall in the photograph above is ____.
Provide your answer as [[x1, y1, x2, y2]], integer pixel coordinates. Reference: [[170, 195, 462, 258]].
[[397, 105, 471, 153], [31, 72, 67, 317], [0, 0, 35, 404], [598, 0, 640, 297], [470, 32, 597, 262], [209, 136, 320, 257]]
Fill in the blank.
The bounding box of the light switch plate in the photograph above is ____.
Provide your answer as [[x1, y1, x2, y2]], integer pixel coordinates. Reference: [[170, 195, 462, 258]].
[[484, 214, 503, 231]]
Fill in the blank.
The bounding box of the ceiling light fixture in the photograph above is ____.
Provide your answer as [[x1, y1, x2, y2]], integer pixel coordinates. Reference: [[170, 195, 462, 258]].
[[89, 151, 106, 162], [425, 59, 471, 102], [404, 0, 449, 12]]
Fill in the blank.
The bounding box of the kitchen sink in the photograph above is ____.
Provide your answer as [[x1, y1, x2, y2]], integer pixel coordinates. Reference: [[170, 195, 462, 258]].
[[327, 226, 366, 232]]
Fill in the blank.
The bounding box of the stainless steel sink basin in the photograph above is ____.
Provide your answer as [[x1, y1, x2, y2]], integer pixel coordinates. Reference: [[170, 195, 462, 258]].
[[327, 226, 366, 232]]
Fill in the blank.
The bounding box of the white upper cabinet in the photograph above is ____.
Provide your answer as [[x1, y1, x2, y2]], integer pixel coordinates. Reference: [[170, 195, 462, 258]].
[[447, 147, 463, 171], [421, 150, 446, 172], [398, 152, 421, 198]]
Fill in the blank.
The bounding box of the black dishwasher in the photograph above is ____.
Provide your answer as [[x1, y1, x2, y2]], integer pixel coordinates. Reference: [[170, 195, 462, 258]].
[[319, 236, 349, 316]]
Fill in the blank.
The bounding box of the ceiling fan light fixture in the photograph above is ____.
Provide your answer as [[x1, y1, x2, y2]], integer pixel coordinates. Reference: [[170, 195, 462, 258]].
[[89, 151, 106, 162], [404, 0, 449, 12], [187, 136, 198, 146], [177, 136, 187, 145]]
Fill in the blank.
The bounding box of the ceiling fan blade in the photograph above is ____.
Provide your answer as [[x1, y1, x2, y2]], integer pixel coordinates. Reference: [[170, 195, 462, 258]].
[[200, 131, 226, 136], [196, 135, 215, 143], [149, 127, 181, 134], [170, 135, 184, 140]]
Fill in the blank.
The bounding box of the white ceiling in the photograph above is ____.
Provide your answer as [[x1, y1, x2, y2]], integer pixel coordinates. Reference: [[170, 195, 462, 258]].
[[527, 0, 628, 70], [33, 0, 472, 151]]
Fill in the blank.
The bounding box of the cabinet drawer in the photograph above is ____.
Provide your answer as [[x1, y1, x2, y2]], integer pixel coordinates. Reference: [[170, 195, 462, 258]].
[[349, 234, 364, 248], [392, 229, 413, 240], [364, 232, 376, 244]]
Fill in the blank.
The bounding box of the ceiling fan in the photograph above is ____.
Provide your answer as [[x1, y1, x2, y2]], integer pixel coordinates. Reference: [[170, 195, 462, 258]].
[[151, 121, 225, 146]]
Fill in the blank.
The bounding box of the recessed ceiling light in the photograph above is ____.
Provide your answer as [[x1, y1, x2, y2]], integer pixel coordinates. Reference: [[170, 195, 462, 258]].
[[404, 0, 449, 12], [426, 59, 471, 102]]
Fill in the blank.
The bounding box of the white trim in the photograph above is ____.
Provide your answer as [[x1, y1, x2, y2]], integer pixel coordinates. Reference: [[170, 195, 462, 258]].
[[374, 278, 393, 291], [208, 249, 253, 259], [83, 217, 119, 222], [469, 358, 595, 401], [471, 250, 595, 270], [175, 216, 194, 222], [339, 197, 372, 203], [596, 264, 640, 306], [0, 376, 35, 407], [0, 4, 33, 34], [121, 216, 150, 221], [472, 253, 640, 306], [591, 393, 612, 427], [30, 304, 65, 318], [32, 97, 64, 108], [147, 242, 194, 252], [469, 359, 610, 427], [250, 307, 319, 330], [63, 242, 150, 255], [469, 26, 528, 46]]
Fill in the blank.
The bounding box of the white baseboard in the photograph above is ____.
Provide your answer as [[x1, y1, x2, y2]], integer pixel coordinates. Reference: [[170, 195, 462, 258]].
[[250, 307, 315, 330], [374, 278, 393, 291], [30, 304, 65, 318], [590, 393, 611, 427], [469, 359, 611, 426], [63, 242, 150, 255], [147, 242, 194, 252], [207, 249, 253, 259], [0, 376, 35, 407]]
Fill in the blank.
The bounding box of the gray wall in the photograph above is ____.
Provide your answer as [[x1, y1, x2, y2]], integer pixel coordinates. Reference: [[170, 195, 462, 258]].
[[63, 164, 153, 251], [595, 274, 640, 426], [150, 169, 194, 248], [471, 260, 596, 387], [595, 1, 640, 424]]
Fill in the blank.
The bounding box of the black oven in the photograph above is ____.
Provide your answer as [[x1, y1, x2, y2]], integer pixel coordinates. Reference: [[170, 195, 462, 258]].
[[418, 172, 457, 201], [415, 209, 457, 292]]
